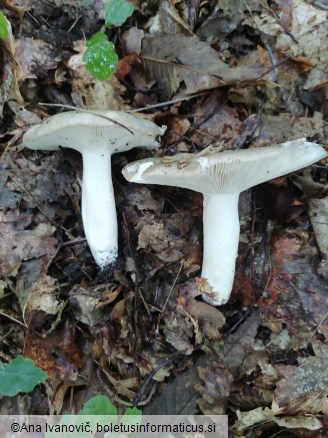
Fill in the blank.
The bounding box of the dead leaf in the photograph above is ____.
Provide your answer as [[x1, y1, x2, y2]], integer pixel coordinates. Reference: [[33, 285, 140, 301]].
[[255, 182, 305, 222], [272, 346, 328, 414], [251, 112, 324, 147], [69, 283, 122, 325], [15, 38, 61, 81], [260, 230, 328, 340], [0, 212, 57, 276], [142, 35, 267, 99], [24, 318, 82, 380], [235, 407, 322, 433], [195, 358, 233, 414], [163, 312, 194, 354], [136, 214, 196, 264], [190, 91, 244, 149], [123, 27, 144, 54], [255, 0, 328, 90], [224, 310, 261, 374], [308, 197, 328, 262]]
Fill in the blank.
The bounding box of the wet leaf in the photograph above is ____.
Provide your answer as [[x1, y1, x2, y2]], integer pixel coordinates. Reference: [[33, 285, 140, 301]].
[[83, 33, 118, 81]]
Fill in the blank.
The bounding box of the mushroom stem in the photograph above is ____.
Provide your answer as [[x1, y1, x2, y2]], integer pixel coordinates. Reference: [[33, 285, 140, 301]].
[[81, 149, 117, 268], [202, 192, 240, 305]]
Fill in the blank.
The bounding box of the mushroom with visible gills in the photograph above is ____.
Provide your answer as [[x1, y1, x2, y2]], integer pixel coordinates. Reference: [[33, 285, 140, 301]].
[[122, 138, 327, 305], [23, 110, 166, 268]]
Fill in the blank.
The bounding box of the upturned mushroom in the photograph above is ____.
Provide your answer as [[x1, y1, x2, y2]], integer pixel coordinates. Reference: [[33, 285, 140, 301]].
[[23, 110, 166, 268], [122, 138, 327, 305]]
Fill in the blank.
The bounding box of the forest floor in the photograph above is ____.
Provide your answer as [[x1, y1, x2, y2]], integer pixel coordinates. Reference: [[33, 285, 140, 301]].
[[0, 0, 328, 436]]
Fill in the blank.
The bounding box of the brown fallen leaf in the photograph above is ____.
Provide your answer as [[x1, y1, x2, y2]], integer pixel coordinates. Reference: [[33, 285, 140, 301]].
[[163, 312, 194, 354], [259, 230, 328, 340], [24, 317, 82, 380], [190, 91, 243, 149], [0, 211, 57, 276], [308, 197, 328, 268], [254, 0, 328, 90], [142, 34, 267, 99], [255, 182, 305, 223], [250, 112, 324, 148], [195, 358, 233, 414], [123, 27, 144, 54], [69, 283, 122, 325], [176, 280, 225, 340], [136, 214, 196, 264], [223, 310, 261, 375], [15, 38, 61, 81], [272, 345, 328, 414], [235, 407, 322, 434]]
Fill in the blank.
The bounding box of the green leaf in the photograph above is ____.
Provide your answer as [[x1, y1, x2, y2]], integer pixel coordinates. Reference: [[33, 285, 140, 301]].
[[0, 11, 8, 41], [83, 32, 118, 81], [0, 355, 47, 396], [123, 407, 143, 416], [104, 0, 134, 26], [121, 407, 142, 427], [79, 395, 117, 415]]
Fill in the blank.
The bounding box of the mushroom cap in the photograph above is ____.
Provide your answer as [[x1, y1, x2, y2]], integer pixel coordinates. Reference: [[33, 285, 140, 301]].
[[122, 139, 327, 194], [23, 110, 166, 154]]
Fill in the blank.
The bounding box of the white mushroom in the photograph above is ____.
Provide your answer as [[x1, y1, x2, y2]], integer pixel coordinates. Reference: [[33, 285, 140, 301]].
[[23, 110, 166, 268], [122, 139, 327, 305]]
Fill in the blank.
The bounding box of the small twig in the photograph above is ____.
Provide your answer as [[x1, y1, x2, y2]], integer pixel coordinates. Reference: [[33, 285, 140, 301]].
[[132, 352, 186, 406], [67, 15, 82, 34], [260, 56, 291, 78], [0, 310, 27, 329], [311, 309, 328, 338], [160, 260, 184, 314], [128, 92, 210, 113]]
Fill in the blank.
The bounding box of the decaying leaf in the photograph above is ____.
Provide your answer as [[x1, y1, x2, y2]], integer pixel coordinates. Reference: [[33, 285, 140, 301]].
[[260, 230, 328, 340], [136, 214, 197, 265], [24, 318, 82, 381], [308, 197, 328, 278], [15, 38, 61, 81], [69, 283, 122, 325], [0, 211, 57, 276], [254, 0, 328, 90], [272, 345, 328, 414], [251, 112, 324, 147], [235, 407, 322, 433], [195, 358, 233, 415], [163, 312, 194, 354], [223, 311, 261, 374], [142, 34, 267, 99]]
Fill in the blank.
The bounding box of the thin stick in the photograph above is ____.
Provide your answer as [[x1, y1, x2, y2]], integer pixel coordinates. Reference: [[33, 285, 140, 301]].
[[0, 310, 27, 328]]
